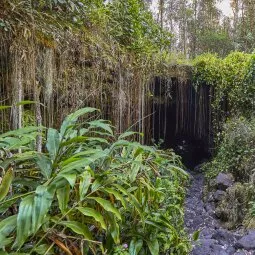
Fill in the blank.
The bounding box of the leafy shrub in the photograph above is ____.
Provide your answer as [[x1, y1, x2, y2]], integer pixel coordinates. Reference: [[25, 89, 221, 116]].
[[193, 52, 255, 117], [0, 108, 189, 254], [204, 117, 255, 181]]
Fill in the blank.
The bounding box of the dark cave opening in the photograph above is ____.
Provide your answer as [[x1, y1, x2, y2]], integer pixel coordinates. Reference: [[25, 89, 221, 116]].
[[151, 77, 211, 169]]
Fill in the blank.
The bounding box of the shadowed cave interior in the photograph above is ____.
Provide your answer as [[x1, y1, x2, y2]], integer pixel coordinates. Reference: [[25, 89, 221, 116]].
[[151, 77, 211, 169]]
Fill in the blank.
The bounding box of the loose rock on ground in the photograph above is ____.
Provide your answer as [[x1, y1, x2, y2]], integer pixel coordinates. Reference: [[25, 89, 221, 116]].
[[185, 170, 255, 255]]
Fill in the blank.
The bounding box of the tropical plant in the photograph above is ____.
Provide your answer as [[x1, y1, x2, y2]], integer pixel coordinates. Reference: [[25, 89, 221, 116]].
[[0, 107, 189, 254]]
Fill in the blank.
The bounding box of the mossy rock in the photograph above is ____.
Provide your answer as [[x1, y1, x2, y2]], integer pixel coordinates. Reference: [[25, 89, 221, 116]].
[[215, 182, 253, 229]]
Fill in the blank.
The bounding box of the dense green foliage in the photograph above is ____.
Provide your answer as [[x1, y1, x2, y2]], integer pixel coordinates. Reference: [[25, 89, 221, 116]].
[[108, 0, 172, 53], [204, 117, 255, 180], [1, 0, 171, 55], [193, 52, 255, 178], [0, 108, 189, 254], [195, 52, 255, 228], [193, 52, 255, 117]]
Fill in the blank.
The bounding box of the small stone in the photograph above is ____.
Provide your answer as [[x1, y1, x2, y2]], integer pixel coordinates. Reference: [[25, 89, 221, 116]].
[[233, 251, 246, 255], [235, 231, 255, 250], [214, 190, 226, 202], [212, 229, 237, 244], [205, 203, 216, 217], [216, 173, 234, 191], [225, 246, 236, 254], [200, 228, 217, 239], [210, 244, 229, 255], [191, 239, 218, 255]]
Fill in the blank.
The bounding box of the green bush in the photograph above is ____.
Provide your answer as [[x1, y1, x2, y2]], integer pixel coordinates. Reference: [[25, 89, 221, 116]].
[[204, 117, 255, 181], [0, 108, 190, 254], [193, 52, 255, 118]]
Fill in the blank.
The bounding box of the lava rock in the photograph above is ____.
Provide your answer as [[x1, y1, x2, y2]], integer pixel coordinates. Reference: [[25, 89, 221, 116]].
[[210, 245, 229, 255], [233, 251, 246, 255], [216, 173, 234, 191], [225, 246, 236, 254], [214, 190, 226, 202], [192, 240, 229, 255], [235, 231, 255, 250], [205, 203, 216, 217], [200, 228, 217, 239], [212, 228, 237, 245], [191, 239, 217, 255]]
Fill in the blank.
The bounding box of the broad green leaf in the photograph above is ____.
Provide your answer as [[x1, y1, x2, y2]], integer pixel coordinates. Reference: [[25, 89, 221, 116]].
[[16, 195, 34, 248], [35, 154, 52, 179], [14, 151, 37, 162], [13, 178, 38, 189], [192, 230, 200, 241], [110, 140, 131, 150], [129, 239, 143, 255], [0, 215, 17, 249], [166, 164, 189, 177], [32, 185, 55, 233], [91, 178, 103, 192], [60, 149, 102, 167], [86, 137, 109, 144], [70, 149, 103, 158], [144, 220, 167, 232], [60, 150, 107, 175], [0, 168, 14, 201], [130, 154, 143, 182], [1, 137, 34, 150], [60, 158, 91, 175], [60, 136, 88, 147], [146, 238, 159, 255], [88, 197, 121, 220], [88, 119, 113, 135], [57, 184, 70, 214], [0, 158, 14, 171], [90, 130, 114, 137], [79, 171, 91, 200], [113, 184, 129, 196], [77, 207, 106, 230], [130, 195, 143, 216], [59, 173, 77, 187], [60, 107, 99, 136], [59, 221, 92, 240], [0, 126, 42, 139], [108, 213, 120, 244], [46, 128, 60, 161], [118, 131, 141, 140], [0, 236, 13, 248], [103, 188, 126, 208]]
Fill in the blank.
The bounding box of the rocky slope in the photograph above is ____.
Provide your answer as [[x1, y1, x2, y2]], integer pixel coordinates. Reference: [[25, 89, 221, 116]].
[[185, 170, 255, 255]]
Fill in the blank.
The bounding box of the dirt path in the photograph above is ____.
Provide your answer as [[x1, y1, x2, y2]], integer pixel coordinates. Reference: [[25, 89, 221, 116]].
[[185, 171, 255, 255]]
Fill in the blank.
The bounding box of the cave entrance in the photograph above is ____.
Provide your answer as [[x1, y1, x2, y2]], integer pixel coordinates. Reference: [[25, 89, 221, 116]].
[[151, 77, 212, 169]]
